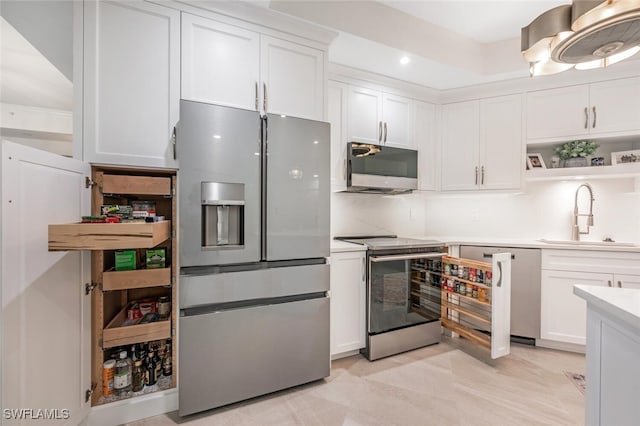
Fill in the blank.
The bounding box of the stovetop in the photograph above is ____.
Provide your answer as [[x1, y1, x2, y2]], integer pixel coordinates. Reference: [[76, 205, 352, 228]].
[[335, 235, 444, 250]]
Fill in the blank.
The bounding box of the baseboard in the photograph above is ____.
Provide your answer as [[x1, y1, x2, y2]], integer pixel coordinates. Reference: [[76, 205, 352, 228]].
[[82, 388, 178, 426], [330, 349, 361, 361], [536, 338, 586, 354]]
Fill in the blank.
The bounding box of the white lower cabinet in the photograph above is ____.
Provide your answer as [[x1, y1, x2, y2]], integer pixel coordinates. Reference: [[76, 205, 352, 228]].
[[540, 249, 640, 346], [330, 250, 366, 357]]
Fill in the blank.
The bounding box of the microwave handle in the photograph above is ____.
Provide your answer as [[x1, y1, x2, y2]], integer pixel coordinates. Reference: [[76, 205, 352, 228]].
[[370, 252, 446, 262]]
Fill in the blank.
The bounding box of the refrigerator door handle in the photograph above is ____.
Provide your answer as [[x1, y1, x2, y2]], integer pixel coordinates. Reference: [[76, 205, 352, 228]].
[[263, 82, 268, 112], [255, 81, 259, 111], [172, 126, 177, 160]]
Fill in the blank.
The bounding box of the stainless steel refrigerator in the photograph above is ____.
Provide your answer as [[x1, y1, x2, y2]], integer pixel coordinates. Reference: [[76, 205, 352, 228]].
[[177, 100, 330, 416]]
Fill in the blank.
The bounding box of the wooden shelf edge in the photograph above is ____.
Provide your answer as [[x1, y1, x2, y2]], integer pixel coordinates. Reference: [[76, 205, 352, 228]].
[[103, 268, 171, 291], [102, 174, 172, 196], [48, 220, 171, 251], [442, 291, 491, 307], [103, 307, 171, 349], [441, 300, 491, 324], [525, 163, 640, 182], [442, 318, 491, 349]]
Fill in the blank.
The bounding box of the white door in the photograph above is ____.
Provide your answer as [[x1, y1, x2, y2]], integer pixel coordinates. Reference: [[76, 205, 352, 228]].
[[382, 93, 413, 148], [541, 270, 611, 345], [441, 100, 480, 191], [490, 253, 512, 359], [83, 0, 180, 168], [1, 142, 91, 424], [479, 94, 522, 190], [526, 84, 590, 141], [328, 81, 348, 192], [181, 13, 260, 110], [589, 77, 640, 136], [260, 35, 324, 120], [613, 274, 640, 290], [330, 251, 366, 356], [347, 85, 382, 144], [415, 101, 437, 191]]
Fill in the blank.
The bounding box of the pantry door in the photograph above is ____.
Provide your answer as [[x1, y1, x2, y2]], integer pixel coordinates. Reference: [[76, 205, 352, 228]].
[[491, 252, 512, 359], [1, 141, 91, 424]]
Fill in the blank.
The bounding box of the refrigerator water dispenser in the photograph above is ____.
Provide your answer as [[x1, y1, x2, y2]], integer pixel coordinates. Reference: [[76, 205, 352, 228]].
[[201, 182, 244, 248]]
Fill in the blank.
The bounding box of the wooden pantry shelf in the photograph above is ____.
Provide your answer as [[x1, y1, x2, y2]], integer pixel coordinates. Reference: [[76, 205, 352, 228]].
[[441, 299, 491, 325], [441, 274, 492, 290], [103, 307, 171, 348], [102, 174, 172, 196], [441, 318, 490, 350], [48, 220, 170, 251], [442, 291, 491, 307], [102, 268, 171, 291]]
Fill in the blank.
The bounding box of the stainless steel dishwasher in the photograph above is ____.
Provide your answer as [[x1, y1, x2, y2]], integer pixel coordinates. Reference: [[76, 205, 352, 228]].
[[459, 246, 541, 344]]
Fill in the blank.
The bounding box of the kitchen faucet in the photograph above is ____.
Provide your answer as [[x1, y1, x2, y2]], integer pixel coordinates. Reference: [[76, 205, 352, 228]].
[[572, 183, 595, 241]]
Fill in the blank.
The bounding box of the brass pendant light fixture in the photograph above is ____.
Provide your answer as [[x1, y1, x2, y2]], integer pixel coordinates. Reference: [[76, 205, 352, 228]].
[[522, 0, 640, 76]]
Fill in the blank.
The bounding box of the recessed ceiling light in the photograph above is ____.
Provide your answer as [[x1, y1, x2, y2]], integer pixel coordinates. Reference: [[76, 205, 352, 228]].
[[400, 56, 410, 65]]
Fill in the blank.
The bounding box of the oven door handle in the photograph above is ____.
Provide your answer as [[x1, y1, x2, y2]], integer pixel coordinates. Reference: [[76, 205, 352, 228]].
[[369, 252, 447, 262]]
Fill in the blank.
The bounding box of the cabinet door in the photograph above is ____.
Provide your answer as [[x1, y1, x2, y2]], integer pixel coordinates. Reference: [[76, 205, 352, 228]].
[[347, 85, 383, 144], [490, 253, 512, 359], [479, 94, 522, 190], [1, 142, 91, 424], [526, 85, 590, 141], [181, 13, 260, 110], [589, 77, 640, 136], [260, 35, 324, 120], [382, 93, 413, 148], [415, 101, 437, 191], [613, 274, 640, 289], [441, 100, 480, 191], [541, 269, 611, 345], [83, 0, 179, 168], [330, 251, 366, 356], [328, 81, 348, 192]]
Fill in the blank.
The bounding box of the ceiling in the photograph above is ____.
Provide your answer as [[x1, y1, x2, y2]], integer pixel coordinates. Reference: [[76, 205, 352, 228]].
[[270, 0, 582, 89]]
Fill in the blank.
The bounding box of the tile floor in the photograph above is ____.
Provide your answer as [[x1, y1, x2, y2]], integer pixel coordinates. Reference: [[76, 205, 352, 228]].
[[128, 337, 585, 425]]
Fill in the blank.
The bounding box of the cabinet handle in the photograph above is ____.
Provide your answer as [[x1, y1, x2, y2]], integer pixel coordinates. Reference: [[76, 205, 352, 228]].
[[172, 126, 177, 160], [592, 106, 597, 128], [607, 280, 612, 287], [378, 121, 382, 143], [481, 166, 485, 185], [254, 81, 259, 111], [584, 107, 589, 129], [617, 280, 622, 288], [475, 166, 479, 185], [362, 257, 366, 282], [263, 82, 267, 112], [483, 253, 515, 260], [383, 122, 388, 144], [496, 260, 503, 288]]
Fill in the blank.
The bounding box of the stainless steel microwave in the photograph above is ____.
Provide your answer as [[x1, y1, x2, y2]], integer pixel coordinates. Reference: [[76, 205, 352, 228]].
[[345, 142, 418, 194]]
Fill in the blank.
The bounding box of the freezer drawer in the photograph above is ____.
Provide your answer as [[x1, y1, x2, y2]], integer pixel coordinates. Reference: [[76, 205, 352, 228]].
[[178, 297, 330, 416]]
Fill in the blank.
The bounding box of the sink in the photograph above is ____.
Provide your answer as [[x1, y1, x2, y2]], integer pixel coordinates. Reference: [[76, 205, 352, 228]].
[[537, 239, 638, 247]]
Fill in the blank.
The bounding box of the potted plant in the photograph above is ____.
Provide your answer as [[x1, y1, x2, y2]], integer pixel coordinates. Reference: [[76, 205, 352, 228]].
[[555, 140, 599, 167]]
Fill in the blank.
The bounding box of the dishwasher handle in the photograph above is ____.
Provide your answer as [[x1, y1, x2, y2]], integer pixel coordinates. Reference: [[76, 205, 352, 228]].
[[483, 253, 515, 260]]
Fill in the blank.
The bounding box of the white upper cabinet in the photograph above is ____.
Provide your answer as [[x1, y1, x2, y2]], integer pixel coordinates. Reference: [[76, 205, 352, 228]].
[[328, 81, 349, 192], [526, 76, 640, 142], [260, 36, 325, 120], [347, 85, 413, 148], [441, 100, 480, 191], [83, 0, 179, 168], [347, 85, 383, 144], [181, 13, 325, 121], [181, 13, 260, 110], [382, 93, 413, 148], [480, 94, 522, 190], [414, 100, 437, 191], [442, 95, 522, 191]]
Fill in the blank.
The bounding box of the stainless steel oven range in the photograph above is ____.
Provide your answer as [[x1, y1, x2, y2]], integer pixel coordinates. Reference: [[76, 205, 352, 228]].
[[336, 236, 447, 360]]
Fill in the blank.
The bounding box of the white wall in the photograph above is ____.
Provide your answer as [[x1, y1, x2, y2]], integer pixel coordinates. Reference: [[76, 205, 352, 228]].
[[332, 179, 640, 243], [422, 179, 640, 243]]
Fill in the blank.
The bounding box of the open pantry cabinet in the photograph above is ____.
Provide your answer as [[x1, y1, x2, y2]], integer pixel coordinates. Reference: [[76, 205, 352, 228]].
[[48, 166, 178, 406], [410, 252, 512, 359]]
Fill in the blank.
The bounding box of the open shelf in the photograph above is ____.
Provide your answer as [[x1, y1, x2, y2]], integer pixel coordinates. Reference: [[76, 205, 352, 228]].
[[442, 318, 491, 349], [95, 373, 173, 406], [526, 163, 640, 181], [48, 220, 171, 251], [441, 299, 491, 324], [102, 268, 171, 291]]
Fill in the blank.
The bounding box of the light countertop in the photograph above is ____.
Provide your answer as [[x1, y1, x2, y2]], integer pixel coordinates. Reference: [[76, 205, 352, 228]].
[[330, 239, 367, 253], [574, 285, 640, 332]]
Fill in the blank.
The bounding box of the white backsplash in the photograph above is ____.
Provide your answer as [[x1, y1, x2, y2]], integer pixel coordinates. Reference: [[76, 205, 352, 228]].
[[332, 179, 640, 243]]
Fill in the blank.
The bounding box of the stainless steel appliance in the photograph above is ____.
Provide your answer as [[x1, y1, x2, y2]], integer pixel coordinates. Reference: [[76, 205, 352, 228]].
[[177, 100, 330, 416], [336, 236, 446, 360], [345, 142, 418, 194], [459, 246, 541, 344]]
